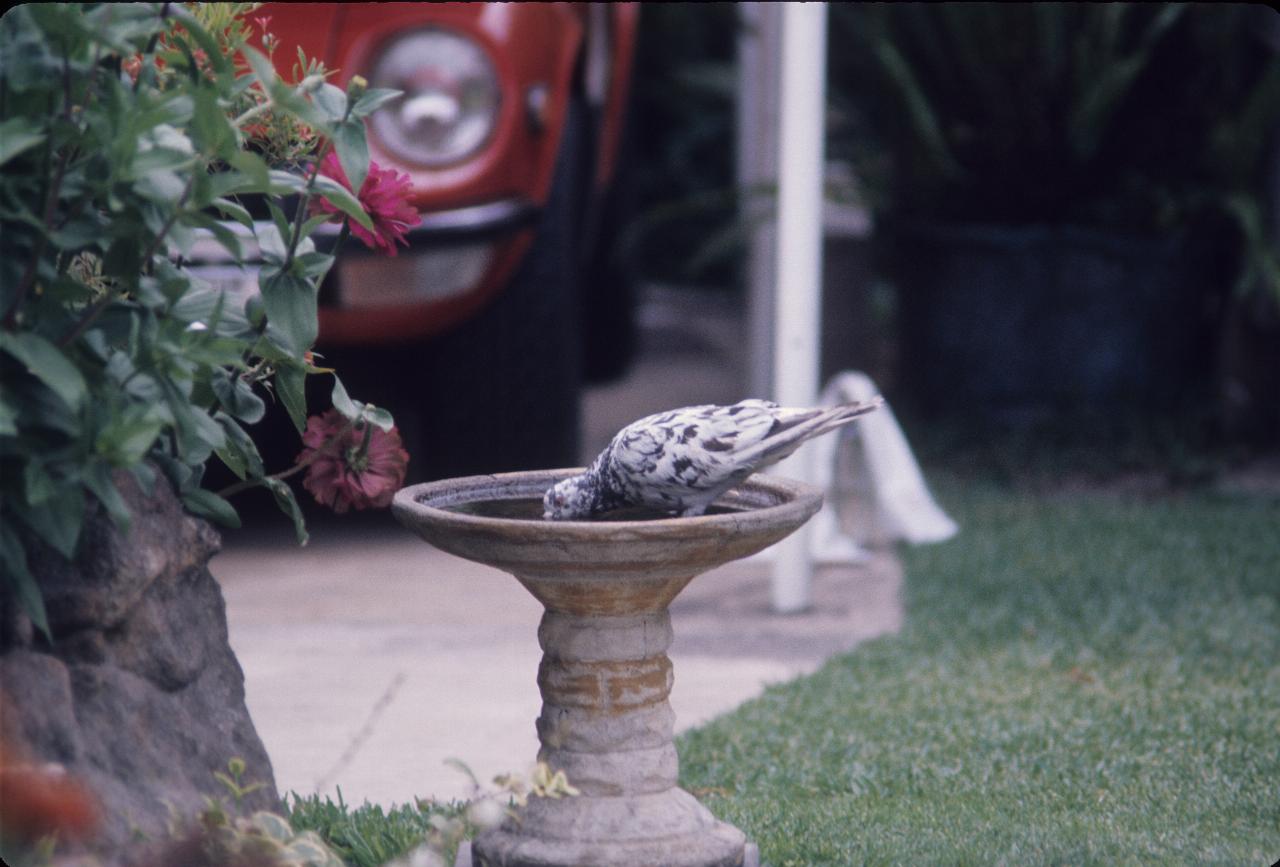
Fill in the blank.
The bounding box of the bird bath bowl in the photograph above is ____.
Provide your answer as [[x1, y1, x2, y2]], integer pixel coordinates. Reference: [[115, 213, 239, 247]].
[[393, 468, 823, 867]]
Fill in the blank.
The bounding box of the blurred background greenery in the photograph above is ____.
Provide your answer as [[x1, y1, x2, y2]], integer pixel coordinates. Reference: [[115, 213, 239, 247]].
[[625, 2, 1279, 448], [628, 2, 741, 291]]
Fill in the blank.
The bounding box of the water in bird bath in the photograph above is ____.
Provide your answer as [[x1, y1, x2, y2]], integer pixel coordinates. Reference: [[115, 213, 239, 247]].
[[446, 497, 748, 521]]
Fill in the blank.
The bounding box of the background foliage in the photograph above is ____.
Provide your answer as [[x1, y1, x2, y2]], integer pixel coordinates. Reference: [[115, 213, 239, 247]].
[[0, 3, 397, 638], [829, 3, 1280, 294]]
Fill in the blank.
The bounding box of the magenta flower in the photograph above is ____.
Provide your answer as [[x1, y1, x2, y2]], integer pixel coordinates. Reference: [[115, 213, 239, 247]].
[[298, 409, 410, 513], [314, 151, 422, 256]]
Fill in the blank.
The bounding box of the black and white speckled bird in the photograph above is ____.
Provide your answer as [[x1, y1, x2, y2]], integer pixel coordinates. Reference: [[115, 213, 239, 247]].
[[542, 397, 883, 520]]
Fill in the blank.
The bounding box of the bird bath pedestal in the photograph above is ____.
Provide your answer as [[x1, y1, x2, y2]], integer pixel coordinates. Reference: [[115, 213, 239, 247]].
[[393, 469, 822, 867]]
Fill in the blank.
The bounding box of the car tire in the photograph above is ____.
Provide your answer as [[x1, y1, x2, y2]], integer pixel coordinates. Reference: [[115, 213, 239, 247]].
[[402, 100, 587, 481]]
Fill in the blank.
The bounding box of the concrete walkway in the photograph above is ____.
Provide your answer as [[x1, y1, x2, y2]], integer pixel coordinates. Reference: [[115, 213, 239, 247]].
[[214, 528, 901, 806], [211, 286, 905, 806]]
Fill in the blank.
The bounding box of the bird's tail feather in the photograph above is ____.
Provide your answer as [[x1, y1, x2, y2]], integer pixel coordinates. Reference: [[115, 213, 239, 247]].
[[809, 397, 884, 437], [744, 398, 883, 468]]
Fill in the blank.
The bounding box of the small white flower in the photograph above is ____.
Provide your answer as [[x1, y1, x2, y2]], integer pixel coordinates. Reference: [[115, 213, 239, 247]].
[[139, 123, 195, 156], [466, 796, 506, 830], [394, 844, 446, 867]]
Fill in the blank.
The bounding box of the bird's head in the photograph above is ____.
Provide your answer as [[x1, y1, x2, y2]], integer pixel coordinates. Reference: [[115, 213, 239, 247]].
[[542, 475, 595, 520]]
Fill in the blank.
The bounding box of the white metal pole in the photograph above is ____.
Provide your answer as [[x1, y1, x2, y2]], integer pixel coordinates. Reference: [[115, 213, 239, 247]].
[[770, 1, 828, 613]]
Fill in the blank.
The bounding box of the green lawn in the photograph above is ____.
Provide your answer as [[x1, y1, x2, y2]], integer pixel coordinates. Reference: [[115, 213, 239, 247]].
[[678, 478, 1280, 865], [289, 475, 1278, 866]]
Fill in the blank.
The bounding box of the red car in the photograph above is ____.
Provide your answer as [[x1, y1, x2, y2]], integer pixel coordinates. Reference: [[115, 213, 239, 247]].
[[198, 3, 639, 480]]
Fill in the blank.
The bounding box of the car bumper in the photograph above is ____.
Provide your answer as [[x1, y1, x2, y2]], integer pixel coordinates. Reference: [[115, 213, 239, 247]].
[[187, 197, 539, 346]]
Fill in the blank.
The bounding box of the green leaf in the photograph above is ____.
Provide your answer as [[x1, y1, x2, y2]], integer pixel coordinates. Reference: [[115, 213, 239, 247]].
[[267, 169, 309, 196], [0, 522, 51, 641], [266, 478, 309, 546], [22, 461, 56, 506], [12, 373, 81, 436], [168, 6, 233, 83], [0, 331, 87, 412], [181, 210, 244, 260], [169, 283, 252, 335], [443, 758, 481, 789], [330, 375, 360, 420], [331, 119, 369, 193], [362, 405, 395, 433], [16, 486, 84, 560], [0, 116, 46, 166], [81, 2, 157, 50], [1069, 4, 1184, 159], [239, 44, 277, 92], [191, 85, 236, 159], [301, 212, 336, 240], [262, 201, 294, 261], [214, 413, 264, 480], [0, 394, 17, 436], [182, 488, 241, 528], [133, 124, 196, 174], [83, 461, 132, 533], [49, 212, 110, 250], [211, 197, 253, 229], [164, 382, 227, 465], [135, 168, 187, 203], [312, 175, 374, 232], [268, 76, 334, 132], [212, 369, 266, 424], [275, 363, 308, 435], [130, 462, 157, 497], [259, 270, 318, 356], [295, 251, 334, 279], [150, 452, 193, 495], [312, 82, 347, 122], [149, 258, 198, 304], [867, 30, 964, 180], [227, 150, 271, 191], [214, 439, 247, 479], [95, 411, 165, 466], [350, 87, 401, 119]]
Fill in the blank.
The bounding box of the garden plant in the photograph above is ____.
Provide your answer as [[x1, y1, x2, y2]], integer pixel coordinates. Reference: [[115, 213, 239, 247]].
[[0, 2, 423, 862], [0, 2, 412, 641]]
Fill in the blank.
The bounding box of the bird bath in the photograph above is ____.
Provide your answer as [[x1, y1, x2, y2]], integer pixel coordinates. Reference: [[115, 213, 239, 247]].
[[392, 468, 822, 867]]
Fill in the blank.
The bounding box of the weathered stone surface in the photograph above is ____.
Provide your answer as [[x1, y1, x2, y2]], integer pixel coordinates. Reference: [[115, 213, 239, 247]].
[[0, 470, 278, 865], [28, 468, 221, 635]]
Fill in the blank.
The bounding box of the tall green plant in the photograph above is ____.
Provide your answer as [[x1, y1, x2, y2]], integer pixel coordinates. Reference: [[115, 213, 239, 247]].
[[829, 3, 1280, 297], [0, 3, 403, 639]]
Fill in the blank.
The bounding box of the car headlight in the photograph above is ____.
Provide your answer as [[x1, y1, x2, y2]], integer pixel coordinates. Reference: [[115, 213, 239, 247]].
[[369, 29, 501, 168]]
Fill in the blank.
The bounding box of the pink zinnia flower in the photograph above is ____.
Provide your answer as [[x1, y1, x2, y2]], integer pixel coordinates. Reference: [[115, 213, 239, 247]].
[[298, 409, 410, 513], [314, 151, 422, 256]]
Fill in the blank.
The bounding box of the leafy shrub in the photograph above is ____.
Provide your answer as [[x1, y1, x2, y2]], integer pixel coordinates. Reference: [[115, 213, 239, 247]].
[[0, 3, 411, 639]]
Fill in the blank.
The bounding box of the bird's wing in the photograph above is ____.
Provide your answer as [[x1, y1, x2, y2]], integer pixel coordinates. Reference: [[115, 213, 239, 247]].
[[609, 401, 795, 505], [606, 399, 881, 512]]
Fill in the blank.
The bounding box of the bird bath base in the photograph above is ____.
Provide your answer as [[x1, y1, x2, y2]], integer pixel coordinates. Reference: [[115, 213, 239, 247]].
[[393, 469, 822, 867]]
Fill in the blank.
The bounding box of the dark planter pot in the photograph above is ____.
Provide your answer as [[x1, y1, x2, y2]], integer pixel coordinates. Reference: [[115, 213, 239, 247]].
[[884, 222, 1224, 424]]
